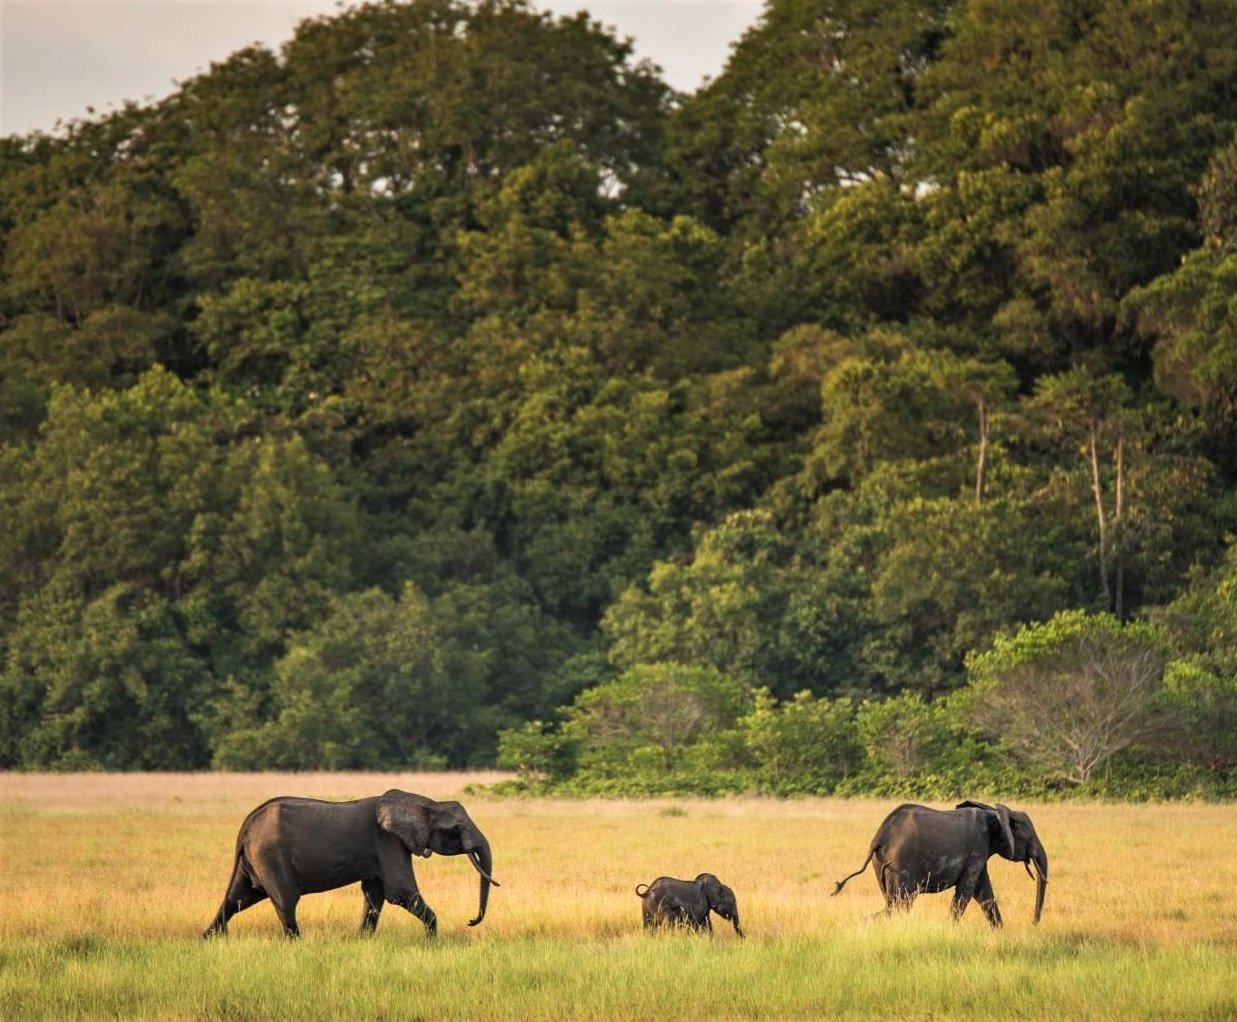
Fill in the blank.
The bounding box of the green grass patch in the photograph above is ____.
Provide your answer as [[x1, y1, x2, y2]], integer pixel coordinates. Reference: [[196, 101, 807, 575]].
[[1, 930, 1234, 1021]]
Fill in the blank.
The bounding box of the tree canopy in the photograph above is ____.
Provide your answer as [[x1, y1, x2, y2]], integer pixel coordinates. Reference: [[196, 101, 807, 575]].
[[1, 0, 1234, 796]]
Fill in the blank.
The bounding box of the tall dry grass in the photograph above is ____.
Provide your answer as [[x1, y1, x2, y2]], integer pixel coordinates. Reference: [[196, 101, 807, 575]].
[[1, 773, 1234, 1020]]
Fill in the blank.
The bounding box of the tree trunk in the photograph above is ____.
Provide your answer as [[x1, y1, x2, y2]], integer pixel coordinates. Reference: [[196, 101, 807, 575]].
[[1088, 424, 1112, 610], [974, 397, 990, 506], [1114, 435, 1125, 621]]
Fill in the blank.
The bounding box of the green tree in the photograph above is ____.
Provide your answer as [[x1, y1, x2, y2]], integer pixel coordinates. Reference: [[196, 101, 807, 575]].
[[1030, 370, 1136, 616], [809, 333, 1015, 489], [182, 433, 360, 665], [1153, 540, 1237, 772], [280, 0, 668, 200], [603, 510, 793, 690], [1159, 660, 1237, 774], [561, 663, 749, 778], [1124, 140, 1237, 475], [869, 496, 1071, 692], [162, 46, 323, 292], [966, 611, 1172, 785], [22, 368, 219, 600], [495, 719, 578, 785], [854, 691, 956, 782], [0, 584, 209, 769], [0, 373, 222, 770], [914, 0, 1236, 364], [481, 355, 772, 626], [739, 688, 861, 792], [215, 584, 480, 769], [2, 172, 183, 326], [578, 210, 752, 378], [1029, 368, 1223, 617], [648, 0, 950, 234]]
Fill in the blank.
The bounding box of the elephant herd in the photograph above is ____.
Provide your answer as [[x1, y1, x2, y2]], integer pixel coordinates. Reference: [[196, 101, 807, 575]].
[[203, 790, 1049, 940]]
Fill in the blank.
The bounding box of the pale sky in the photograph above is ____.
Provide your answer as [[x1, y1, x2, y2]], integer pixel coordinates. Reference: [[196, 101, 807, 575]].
[[0, 0, 764, 137]]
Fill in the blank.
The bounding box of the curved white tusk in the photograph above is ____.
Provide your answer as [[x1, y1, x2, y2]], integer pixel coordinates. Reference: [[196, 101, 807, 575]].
[[468, 848, 501, 886]]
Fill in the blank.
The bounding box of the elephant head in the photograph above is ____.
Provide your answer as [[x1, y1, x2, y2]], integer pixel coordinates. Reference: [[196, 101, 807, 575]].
[[377, 791, 499, 926], [1004, 806, 1049, 925], [696, 873, 744, 937], [960, 801, 1049, 924]]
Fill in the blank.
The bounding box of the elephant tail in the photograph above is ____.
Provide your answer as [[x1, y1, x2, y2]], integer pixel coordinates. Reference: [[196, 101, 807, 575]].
[[203, 851, 247, 938], [832, 849, 875, 896], [635, 883, 650, 897]]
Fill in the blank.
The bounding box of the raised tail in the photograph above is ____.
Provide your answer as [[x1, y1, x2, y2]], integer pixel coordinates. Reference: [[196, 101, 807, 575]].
[[832, 849, 875, 896], [635, 883, 650, 897]]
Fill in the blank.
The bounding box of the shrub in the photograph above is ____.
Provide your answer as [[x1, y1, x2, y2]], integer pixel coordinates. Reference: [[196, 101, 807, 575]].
[[739, 688, 861, 794]]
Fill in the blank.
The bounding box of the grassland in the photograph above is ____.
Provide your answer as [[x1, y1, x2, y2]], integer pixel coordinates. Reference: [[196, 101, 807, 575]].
[[1, 772, 1234, 1020]]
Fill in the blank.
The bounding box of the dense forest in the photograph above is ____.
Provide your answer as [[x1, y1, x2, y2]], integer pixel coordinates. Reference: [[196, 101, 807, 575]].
[[1, 0, 1234, 797]]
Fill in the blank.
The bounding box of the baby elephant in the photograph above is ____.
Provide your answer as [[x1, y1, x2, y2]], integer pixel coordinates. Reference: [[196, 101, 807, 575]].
[[636, 873, 744, 937]]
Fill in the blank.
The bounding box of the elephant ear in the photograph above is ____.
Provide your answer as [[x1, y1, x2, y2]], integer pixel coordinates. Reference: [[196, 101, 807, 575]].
[[956, 800, 995, 812], [993, 804, 1016, 859], [376, 789, 432, 855]]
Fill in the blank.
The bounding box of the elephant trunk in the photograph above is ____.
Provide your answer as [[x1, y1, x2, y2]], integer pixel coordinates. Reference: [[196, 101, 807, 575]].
[[466, 832, 496, 927], [1031, 845, 1048, 925]]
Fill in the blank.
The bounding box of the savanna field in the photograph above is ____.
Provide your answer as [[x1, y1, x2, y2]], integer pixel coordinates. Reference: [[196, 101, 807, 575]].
[[1, 773, 1234, 1020]]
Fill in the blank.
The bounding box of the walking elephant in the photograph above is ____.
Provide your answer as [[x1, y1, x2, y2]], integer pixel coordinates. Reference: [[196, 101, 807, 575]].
[[636, 873, 744, 937], [832, 801, 1048, 926], [203, 789, 498, 938]]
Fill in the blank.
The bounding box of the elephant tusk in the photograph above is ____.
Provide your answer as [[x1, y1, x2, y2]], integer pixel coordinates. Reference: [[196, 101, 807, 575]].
[[469, 848, 501, 886]]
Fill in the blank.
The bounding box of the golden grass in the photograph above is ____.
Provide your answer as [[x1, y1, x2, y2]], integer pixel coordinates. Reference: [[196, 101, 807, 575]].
[[1, 773, 1235, 1020]]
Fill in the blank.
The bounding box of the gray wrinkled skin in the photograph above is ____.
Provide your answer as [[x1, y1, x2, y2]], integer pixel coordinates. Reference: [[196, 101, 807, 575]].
[[203, 789, 497, 938], [832, 801, 1049, 927]]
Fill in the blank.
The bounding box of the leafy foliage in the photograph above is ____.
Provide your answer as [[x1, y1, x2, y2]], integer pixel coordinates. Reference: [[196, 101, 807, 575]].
[[1, 0, 1234, 797], [965, 611, 1172, 785]]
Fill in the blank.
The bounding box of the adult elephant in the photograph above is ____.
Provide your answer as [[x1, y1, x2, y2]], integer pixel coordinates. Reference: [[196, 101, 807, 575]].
[[832, 801, 1048, 926], [203, 789, 498, 938]]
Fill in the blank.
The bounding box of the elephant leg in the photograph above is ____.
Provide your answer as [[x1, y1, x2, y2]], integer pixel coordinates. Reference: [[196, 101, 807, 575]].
[[407, 890, 438, 936], [951, 864, 987, 921], [385, 885, 437, 936], [880, 865, 915, 914], [251, 852, 301, 937], [359, 878, 384, 935], [203, 861, 267, 937], [974, 869, 1003, 928], [376, 835, 436, 937], [268, 889, 301, 937]]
